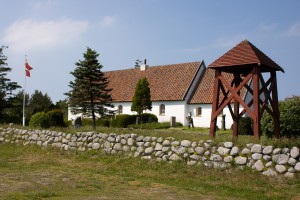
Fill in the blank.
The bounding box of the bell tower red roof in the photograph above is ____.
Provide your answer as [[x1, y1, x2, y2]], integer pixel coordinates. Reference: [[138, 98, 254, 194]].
[[208, 40, 284, 73]]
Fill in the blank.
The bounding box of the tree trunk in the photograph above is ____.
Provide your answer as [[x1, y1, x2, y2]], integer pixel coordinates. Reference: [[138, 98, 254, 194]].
[[91, 108, 96, 130]]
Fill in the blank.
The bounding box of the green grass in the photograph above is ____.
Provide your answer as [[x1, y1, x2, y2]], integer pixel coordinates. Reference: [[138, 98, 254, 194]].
[[0, 143, 299, 200]]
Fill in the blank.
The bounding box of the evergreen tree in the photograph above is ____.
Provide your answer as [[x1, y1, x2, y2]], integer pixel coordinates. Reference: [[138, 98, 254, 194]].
[[0, 46, 21, 121], [65, 47, 113, 129], [27, 90, 54, 120], [131, 77, 152, 120], [4, 91, 29, 124]]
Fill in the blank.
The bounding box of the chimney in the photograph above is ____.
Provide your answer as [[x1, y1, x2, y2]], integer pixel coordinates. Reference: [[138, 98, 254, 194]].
[[140, 58, 148, 71]]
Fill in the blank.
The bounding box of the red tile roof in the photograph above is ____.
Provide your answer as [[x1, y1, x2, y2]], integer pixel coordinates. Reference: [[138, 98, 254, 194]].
[[209, 40, 284, 73], [189, 68, 247, 104], [105, 61, 203, 102]]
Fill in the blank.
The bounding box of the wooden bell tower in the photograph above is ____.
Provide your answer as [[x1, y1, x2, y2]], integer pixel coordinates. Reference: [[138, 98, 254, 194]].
[[208, 40, 284, 140]]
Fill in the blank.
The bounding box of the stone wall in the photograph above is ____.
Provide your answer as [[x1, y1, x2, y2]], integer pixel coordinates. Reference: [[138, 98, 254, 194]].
[[0, 127, 299, 178]]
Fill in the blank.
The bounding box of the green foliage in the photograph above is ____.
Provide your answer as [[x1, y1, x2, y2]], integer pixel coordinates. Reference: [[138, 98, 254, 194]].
[[139, 113, 158, 123], [65, 47, 113, 130], [110, 113, 159, 128], [0, 46, 21, 120], [47, 109, 66, 127], [131, 77, 152, 116], [110, 114, 135, 128], [29, 112, 50, 128], [81, 118, 110, 127], [28, 90, 54, 119], [261, 95, 300, 138], [238, 117, 253, 135], [128, 122, 183, 129]]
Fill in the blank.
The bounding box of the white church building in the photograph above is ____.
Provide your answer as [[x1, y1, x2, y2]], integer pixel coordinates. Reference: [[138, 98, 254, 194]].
[[68, 60, 243, 129]]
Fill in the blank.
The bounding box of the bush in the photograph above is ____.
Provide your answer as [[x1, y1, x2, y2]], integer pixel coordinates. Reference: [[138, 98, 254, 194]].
[[139, 113, 158, 124], [29, 112, 50, 128], [238, 116, 253, 135], [128, 122, 183, 129], [81, 118, 110, 127], [261, 96, 300, 138], [47, 109, 66, 127], [110, 114, 136, 128]]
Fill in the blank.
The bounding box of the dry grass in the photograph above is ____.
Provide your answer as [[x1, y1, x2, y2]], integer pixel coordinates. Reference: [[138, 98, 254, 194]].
[[0, 143, 299, 200]]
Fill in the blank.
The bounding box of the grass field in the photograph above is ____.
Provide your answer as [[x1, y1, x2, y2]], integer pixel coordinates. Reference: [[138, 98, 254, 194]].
[[0, 143, 299, 200]]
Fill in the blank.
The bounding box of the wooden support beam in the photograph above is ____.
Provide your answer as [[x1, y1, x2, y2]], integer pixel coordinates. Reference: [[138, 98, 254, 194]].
[[210, 70, 221, 138], [252, 67, 260, 141]]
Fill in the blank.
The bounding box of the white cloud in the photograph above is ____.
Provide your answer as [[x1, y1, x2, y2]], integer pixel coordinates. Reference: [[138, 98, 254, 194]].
[[101, 16, 115, 27], [2, 19, 89, 53], [31, 0, 56, 10], [286, 23, 300, 37]]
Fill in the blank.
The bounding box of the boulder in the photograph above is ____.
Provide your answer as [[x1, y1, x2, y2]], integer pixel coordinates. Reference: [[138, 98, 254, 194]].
[[276, 154, 289, 165], [254, 160, 265, 172], [251, 144, 262, 153], [235, 156, 247, 165], [275, 164, 287, 173], [224, 142, 233, 148], [195, 147, 205, 155], [230, 146, 239, 156], [262, 146, 273, 155], [290, 147, 299, 159]]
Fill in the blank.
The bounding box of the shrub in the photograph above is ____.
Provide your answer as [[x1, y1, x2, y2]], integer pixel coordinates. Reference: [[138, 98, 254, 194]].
[[110, 114, 136, 128], [128, 122, 183, 129], [139, 113, 158, 124], [47, 109, 66, 127], [238, 116, 253, 135], [261, 95, 300, 138], [29, 112, 50, 128], [81, 118, 110, 127]]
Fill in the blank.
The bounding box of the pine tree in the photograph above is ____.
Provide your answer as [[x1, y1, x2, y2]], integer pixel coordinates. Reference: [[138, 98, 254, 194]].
[[0, 46, 21, 121], [65, 47, 113, 129], [131, 77, 152, 120]]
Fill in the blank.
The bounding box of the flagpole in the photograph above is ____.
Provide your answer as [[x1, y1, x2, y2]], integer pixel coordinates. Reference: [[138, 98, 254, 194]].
[[22, 55, 27, 126]]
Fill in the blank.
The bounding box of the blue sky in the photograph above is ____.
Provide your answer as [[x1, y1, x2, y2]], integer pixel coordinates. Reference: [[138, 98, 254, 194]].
[[1, 0, 300, 103]]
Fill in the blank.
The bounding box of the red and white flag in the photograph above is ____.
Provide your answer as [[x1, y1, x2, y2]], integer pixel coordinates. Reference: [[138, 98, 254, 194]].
[[25, 61, 33, 77]]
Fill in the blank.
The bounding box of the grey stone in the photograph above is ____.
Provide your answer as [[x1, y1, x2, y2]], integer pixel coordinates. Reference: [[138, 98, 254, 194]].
[[131, 146, 137, 151], [163, 140, 171, 146], [134, 152, 140, 157], [136, 136, 144, 142], [136, 142, 144, 147], [273, 148, 282, 155], [290, 147, 299, 159], [141, 156, 151, 160], [155, 151, 163, 157], [284, 172, 295, 178], [143, 136, 151, 142], [188, 148, 195, 154], [241, 148, 251, 155], [104, 141, 111, 149], [37, 141, 42, 146], [262, 168, 277, 177], [169, 153, 182, 161], [262, 146, 273, 155], [204, 151, 210, 156], [195, 147, 204, 155], [251, 144, 262, 153], [127, 138, 135, 146], [171, 141, 180, 146], [190, 155, 200, 161], [265, 161, 273, 168], [288, 157, 297, 166], [144, 142, 151, 147], [210, 154, 223, 162], [217, 147, 230, 155], [282, 148, 290, 154], [162, 147, 170, 153], [263, 155, 271, 162], [69, 142, 76, 147], [204, 143, 210, 149], [42, 141, 48, 147], [224, 142, 233, 148], [254, 160, 265, 172], [252, 153, 263, 160], [181, 140, 191, 147], [122, 146, 130, 152], [145, 147, 154, 155], [294, 162, 300, 172], [162, 155, 168, 161], [276, 154, 289, 165], [107, 136, 115, 143], [275, 164, 287, 173], [183, 153, 189, 159], [120, 139, 127, 145], [235, 156, 247, 165], [92, 143, 100, 150], [113, 143, 122, 151], [288, 167, 296, 173], [224, 156, 233, 163], [62, 138, 68, 144], [137, 146, 144, 153], [191, 142, 197, 148], [155, 143, 163, 151], [157, 137, 163, 143], [230, 146, 239, 156]]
